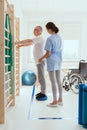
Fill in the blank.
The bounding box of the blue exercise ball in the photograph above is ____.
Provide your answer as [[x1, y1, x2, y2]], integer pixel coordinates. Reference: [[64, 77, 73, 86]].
[[22, 70, 36, 86]]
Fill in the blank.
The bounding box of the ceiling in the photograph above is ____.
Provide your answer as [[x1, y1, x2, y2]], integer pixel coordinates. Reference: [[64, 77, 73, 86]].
[[20, 0, 87, 13]]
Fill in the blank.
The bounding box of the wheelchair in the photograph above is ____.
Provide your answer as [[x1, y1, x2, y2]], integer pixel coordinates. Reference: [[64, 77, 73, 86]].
[[62, 60, 87, 94]]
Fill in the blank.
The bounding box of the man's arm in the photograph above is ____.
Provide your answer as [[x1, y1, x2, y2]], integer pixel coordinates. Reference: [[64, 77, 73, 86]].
[[15, 39, 33, 47]]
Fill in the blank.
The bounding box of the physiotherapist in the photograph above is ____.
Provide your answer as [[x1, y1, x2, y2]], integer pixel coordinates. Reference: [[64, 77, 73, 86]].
[[39, 22, 63, 107]]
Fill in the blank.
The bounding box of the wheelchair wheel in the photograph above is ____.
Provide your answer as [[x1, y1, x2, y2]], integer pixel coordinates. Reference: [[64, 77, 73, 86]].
[[62, 75, 70, 91], [69, 73, 83, 94]]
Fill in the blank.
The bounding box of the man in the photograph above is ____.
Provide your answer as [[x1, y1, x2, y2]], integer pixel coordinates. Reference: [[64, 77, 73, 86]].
[[16, 26, 47, 100]]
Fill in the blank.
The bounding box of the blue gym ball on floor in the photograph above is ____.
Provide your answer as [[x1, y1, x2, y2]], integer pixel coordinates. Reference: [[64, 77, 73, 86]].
[[22, 70, 36, 86]]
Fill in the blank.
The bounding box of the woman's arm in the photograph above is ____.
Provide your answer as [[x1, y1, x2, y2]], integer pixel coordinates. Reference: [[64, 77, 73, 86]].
[[15, 39, 33, 47], [39, 51, 51, 62]]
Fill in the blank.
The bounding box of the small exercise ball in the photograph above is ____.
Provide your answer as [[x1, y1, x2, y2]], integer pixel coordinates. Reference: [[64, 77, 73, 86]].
[[22, 70, 36, 86]]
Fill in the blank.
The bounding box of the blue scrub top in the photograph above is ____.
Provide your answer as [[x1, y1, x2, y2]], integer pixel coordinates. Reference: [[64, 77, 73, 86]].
[[45, 34, 62, 72]]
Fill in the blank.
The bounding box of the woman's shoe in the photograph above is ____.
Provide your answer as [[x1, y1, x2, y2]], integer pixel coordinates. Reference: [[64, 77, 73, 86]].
[[57, 102, 63, 105], [47, 103, 58, 107]]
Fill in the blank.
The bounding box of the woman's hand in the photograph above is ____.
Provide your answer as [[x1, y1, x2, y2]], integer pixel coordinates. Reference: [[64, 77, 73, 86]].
[[38, 51, 51, 63], [38, 57, 43, 63]]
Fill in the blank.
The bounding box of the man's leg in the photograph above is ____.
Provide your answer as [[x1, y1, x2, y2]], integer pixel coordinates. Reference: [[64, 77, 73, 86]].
[[36, 61, 47, 100]]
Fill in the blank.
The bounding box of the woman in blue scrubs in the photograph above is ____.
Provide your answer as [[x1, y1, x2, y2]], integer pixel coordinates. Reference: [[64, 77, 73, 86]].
[[39, 22, 63, 107]]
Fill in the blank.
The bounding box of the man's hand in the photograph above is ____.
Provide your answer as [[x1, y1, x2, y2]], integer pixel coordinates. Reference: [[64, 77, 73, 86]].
[[15, 41, 20, 45], [17, 44, 23, 47]]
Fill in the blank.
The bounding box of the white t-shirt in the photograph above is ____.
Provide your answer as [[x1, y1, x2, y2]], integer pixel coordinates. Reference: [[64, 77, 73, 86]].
[[32, 35, 45, 64]]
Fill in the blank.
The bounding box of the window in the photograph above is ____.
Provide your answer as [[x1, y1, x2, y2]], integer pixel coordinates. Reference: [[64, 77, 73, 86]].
[[63, 40, 79, 61], [61, 22, 81, 61]]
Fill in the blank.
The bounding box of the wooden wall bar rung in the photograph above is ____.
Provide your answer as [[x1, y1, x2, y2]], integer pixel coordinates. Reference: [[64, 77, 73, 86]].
[[5, 71, 11, 75], [5, 46, 10, 49], [5, 37, 10, 41], [7, 95, 12, 101], [16, 53, 19, 57], [5, 64, 10, 66], [5, 79, 11, 84], [5, 87, 11, 93], [5, 28, 10, 33], [5, 99, 13, 110], [5, 55, 10, 58]]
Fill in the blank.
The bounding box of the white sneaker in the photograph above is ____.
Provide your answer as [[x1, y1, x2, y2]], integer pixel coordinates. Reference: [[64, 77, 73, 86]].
[[57, 102, 63, 105], [47, 103, 58, 107]]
